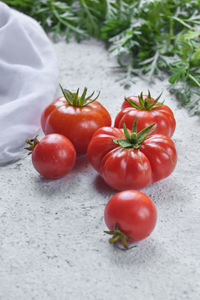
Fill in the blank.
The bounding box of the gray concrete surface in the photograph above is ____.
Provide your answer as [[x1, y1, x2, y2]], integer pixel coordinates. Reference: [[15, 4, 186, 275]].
[[0, 39, 200, 300]]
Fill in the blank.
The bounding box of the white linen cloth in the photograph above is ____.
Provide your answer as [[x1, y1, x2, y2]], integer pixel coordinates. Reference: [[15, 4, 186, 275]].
[[0, 2, 59, 165]]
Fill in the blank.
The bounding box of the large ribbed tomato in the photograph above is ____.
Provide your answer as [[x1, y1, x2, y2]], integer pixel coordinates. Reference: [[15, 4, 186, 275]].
[[87, 120, 177, 191], [115, 91, 176, 138], [41, 87, 111, 154]]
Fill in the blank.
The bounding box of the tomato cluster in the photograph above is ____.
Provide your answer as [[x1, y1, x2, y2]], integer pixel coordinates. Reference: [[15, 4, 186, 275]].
[[88, 121, 177, 191], [26, 87, 177, 249]]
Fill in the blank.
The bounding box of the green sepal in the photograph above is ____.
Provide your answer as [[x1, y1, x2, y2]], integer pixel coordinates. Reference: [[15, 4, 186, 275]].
[[125, 98, 141, 110], [137, 123, 156, 140], [146, 90, 152, 106], [123, 121, 131, 140], [131, 118, 138, 133], [24, 136, 39, 155], [109, 235, 121, 244], [60, 84, 100, 107], [104, 223, 130, 250], [138, 128, 157, 144], [149, 102, 164, 109], [125, 91, 164, 111], [74, 88, 79, 106], [113, 119, 156, 149], [138, 92, 145, 109], [113, 139, 133, 148], [60, 85, 73, 105], [83, 90, 100, 106], [148, 91, 163, 109], [79, 87, 87, 106], [85, 91, 95, 101]]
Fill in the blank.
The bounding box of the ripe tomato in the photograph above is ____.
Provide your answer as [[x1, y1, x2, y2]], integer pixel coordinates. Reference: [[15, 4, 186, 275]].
[[25, 134, 76, 179], [115, 91, 176, 138], [87, 120, 177, 190], [104, 190, 157, 248], [41, 86, 111, 154]]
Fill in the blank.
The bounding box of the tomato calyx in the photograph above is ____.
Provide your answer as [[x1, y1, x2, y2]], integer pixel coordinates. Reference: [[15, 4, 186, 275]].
[[24, 136, 39, 155], [104, 223, 131, 249], [125, 90, 164, 111], [113, 119, 156, 149], [60, 84, 100, 107]]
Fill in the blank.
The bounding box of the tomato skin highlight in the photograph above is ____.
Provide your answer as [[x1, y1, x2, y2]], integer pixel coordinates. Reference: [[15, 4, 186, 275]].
[[140, 134, 177, 182], [100, 148, 152, 190], [32, 134, 76, 179], [41, 97, 111, 154], [115, 95, 176, 138], [87, 127, 177, 191], [104, 190, 157, 242]]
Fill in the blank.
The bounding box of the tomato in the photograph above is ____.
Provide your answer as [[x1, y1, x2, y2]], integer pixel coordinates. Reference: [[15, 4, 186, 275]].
[[87, 120, 177, 191], [41, 86, 111, 154], [25, 134, 76, 179], [104, 190, 157, 248], [115, 91, 176, 138]]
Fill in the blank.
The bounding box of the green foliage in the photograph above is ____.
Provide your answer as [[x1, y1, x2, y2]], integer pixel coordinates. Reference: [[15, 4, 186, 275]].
[[32, 0, 87, 42], [3, 0, 34, 12], [78, 0, 107, 38], [3, 0, 200, 114]]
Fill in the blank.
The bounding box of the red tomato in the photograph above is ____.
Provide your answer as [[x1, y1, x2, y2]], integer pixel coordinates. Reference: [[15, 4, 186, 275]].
[[115, 91, 176, 138], [26, 134, 76, 179], [104, 190, 157, 248], [87, 120, 177, 191], [41, 87, 111, 154]]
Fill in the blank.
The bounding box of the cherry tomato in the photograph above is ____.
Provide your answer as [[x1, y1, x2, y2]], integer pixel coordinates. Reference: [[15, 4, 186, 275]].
[[41, 86, 111, 154], [25, 134, 76, 179], [104, 190, 157, 248], [115, 91, 176, 138], [87, 120, 177, 191]]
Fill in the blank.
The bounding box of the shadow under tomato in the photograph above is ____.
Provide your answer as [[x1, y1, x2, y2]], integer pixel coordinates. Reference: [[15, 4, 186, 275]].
[[73, 153, 90, 172], [105, 237, 159, 266], [31, 154, 92, 198], [142, 175, 184, 207], [94, 175, 116, 195], [31, 166, 80, 197]]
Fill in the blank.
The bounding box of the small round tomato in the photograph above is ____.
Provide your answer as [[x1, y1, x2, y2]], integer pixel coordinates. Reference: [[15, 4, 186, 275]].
[[41, 86, 111, 154], [115, 91, 176, 138], [87, 119, 177, 191], [25, 134, 76, 179], [104, 190, 157, 248]]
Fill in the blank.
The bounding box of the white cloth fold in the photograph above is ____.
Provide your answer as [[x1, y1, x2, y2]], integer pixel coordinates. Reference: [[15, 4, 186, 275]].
[[0, 2, 59, 165]]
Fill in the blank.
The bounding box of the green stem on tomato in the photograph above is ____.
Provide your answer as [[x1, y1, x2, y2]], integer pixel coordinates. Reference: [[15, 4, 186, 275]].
[[104, 223, 130, 250], [113, 119, 156, 149], [125, 91, 164, 111], [24, 136, 39, 155], [60, 84, 100, 107]]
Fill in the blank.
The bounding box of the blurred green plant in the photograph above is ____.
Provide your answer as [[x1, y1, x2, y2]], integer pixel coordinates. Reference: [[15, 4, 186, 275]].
[[3, 0, 34, 12], [3, 0, 200, 114]]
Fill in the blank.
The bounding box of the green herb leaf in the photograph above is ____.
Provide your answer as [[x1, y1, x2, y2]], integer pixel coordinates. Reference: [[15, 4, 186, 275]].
[[5, 0, 200, 114]]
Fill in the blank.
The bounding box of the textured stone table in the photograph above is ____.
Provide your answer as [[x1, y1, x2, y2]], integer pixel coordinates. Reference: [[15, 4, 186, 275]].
[[0, 39, 200, 300]]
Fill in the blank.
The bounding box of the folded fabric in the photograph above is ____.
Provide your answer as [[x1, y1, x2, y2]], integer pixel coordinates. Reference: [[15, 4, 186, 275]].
[[0, 2, 59, 165]]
